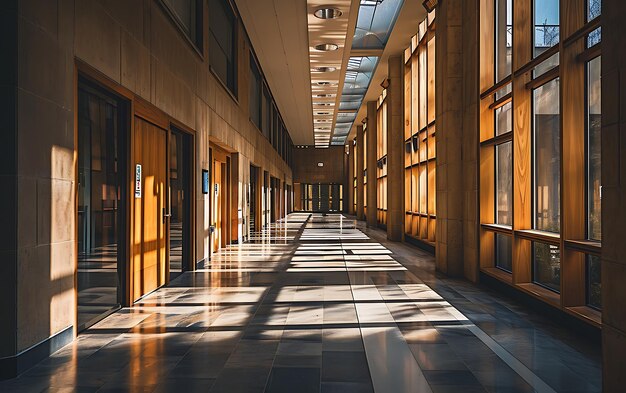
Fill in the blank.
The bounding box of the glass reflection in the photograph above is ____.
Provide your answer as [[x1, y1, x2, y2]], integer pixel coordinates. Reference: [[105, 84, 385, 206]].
[[162, 0, 198, 42], [495, 234, 512, 272], [495, 0, 512, 82], [587, 254, 601, 309], [352, 0, 404, 50], [587, 56, 601, 241], [587, 0, 601, 46], [533, 78, 560, 233], [533, 242, 560, 292], [77, 82, 123, 330], [496, 142, 512, 226], [170, 130, 189, 275], [534, 0, 560, 57], [495, 101, 512, 136]]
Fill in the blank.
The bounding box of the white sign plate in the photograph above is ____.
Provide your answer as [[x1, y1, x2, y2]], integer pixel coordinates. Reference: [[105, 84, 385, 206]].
[[135, 164, 142, 198]]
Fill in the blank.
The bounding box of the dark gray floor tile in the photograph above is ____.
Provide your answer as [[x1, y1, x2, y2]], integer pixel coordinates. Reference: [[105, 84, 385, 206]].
[[423, 370, 482, 386], [153, 378, 215, 393], [265, 367, 320, 393], [320, 382, 374, 393], [321, 351, 371, 383]]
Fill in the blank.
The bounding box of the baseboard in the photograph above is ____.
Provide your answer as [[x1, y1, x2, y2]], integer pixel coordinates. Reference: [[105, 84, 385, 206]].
[[0, 325, 74, 380], [480, 272, 601, 341], [404, 236, 436, 254]]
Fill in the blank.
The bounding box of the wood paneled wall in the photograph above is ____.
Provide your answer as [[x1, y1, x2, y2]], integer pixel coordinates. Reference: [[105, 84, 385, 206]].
[[292, 146, 345, 184]]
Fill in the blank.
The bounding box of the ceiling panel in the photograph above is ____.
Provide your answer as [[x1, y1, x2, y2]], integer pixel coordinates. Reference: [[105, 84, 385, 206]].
[[235, 0, 313, 145]]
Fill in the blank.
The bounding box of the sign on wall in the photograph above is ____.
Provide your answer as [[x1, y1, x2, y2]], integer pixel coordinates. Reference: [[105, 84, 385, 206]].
[[135, 164, 142, 198], [202, 169, 209, 194]]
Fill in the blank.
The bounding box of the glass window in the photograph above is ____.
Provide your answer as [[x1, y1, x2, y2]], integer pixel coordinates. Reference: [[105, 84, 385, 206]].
[[533, 0, 559, 57], [249, 56, 261, 128], [209, 0, 237, 94], [532, 242, 561, 292], [533, 78, 560, 233], [77, 81, 125, 330], [587, 0, 601, 46], [352, 0, 403, 50], [169, 129, 190, 276], [495, 234, 512, 272], [587, 254, 601, 309], [533, 53, 559, 78], [495, 101, 512, 136], [588, 0, 601, 20], [262, 86, 271, 139], [495, 0, 513, 82], [162, 0, 200, 47], [587, 56, 601, 241], [496, 142, 512, 225]]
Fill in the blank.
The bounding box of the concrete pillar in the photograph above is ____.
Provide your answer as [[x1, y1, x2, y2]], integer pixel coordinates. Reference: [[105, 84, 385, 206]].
[[356, 125, 365, 220], [366, 101, 378, 228], [347, 142, 355, 215], [386, 56, 405, 241], [435, 0, 479, 280], [602, 0, 626, 390]]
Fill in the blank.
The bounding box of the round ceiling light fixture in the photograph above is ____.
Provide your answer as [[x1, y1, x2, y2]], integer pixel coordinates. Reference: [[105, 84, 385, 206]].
[[312, 66, 337, 73], [314, 8, 343, 19], [315, 43, 339, 51]]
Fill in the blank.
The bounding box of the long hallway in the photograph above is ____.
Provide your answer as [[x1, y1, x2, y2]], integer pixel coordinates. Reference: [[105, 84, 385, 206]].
[[0, 214, 601, 393]]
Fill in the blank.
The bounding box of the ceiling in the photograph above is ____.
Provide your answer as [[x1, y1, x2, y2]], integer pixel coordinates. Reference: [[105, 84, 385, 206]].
[[234, 0, 313, 145], [235, 0, 426, 147]]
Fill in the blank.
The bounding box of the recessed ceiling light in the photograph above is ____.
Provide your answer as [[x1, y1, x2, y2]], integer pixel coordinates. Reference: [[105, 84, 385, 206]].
[[315, 112, 333, 115], [312, 66, 337, 73], [315, 43, 339, 51], [314, 81, 337, 86], [313, 102, 334, 106], [314, 8, 343, 19], [313, 94, 336, 98]]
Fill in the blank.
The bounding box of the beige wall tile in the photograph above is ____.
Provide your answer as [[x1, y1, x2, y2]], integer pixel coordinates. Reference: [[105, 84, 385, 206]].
[[75, 0, 121, 82]]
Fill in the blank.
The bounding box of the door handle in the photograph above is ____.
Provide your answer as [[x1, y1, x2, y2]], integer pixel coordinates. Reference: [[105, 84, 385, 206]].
[[163, 208, 172, 223]]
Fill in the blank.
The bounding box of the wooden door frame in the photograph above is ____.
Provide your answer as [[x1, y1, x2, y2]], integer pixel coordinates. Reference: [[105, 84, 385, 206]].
[[74, 74, 131, 328], [76, 60, 198, 306], [210, 143, 231, 253], [252, 165, 262, 234], [168, 124, 196, 274]]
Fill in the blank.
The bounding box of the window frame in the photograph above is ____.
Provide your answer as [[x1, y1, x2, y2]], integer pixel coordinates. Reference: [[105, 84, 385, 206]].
[[249, 53, 262, 129], [478, 0, 603, 324], [208, 0, 238, 97], [159, 0, 204, 55]]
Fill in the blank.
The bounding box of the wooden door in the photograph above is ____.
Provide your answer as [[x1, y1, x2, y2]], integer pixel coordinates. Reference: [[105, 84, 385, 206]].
[[221, 160, 229, 248], [131, 117, 167, 302]]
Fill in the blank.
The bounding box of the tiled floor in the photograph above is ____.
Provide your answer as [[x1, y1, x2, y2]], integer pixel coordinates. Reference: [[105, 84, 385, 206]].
[[0, 213, 601, 393]]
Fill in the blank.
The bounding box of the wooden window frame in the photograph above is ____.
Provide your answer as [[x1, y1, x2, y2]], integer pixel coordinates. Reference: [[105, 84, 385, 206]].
[[403, 13, 437, 246], [478, 0, 602, 326]]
